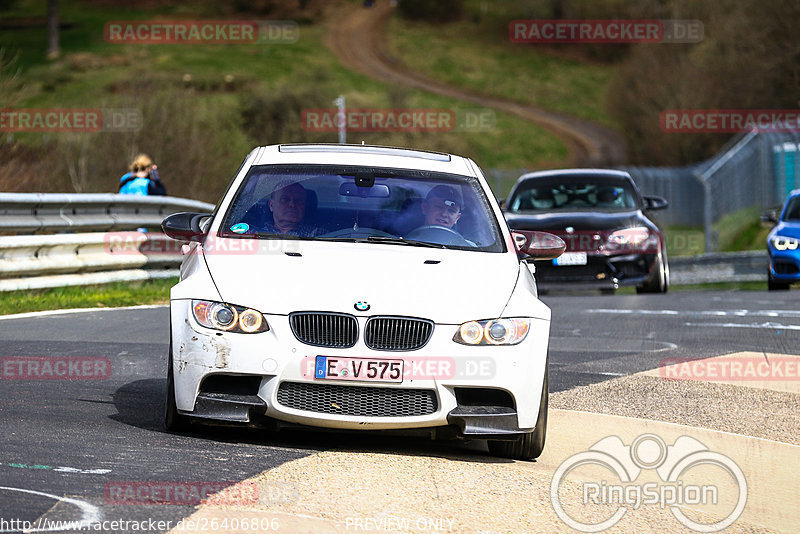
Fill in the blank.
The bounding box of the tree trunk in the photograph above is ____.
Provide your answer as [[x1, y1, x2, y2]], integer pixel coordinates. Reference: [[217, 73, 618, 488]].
[[46, 0, 59, 60], [550, 0, 564, 19]]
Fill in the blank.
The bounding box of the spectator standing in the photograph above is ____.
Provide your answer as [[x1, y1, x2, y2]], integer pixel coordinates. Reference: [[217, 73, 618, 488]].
[[118, 154, 167, 196]]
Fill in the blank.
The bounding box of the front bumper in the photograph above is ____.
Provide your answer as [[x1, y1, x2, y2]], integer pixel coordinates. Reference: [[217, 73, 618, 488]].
[[534, 253, 658, 289], [170, 301, 550, 437], [768, 249, 800, 282]]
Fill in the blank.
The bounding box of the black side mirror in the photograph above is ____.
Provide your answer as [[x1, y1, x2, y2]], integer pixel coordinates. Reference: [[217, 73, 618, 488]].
[[162, 212, 212, 242], [644, 195, 669, 210], [761, 210, 779, 224]]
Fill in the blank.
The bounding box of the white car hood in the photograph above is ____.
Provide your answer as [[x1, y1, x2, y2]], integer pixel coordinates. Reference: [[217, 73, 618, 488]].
[[202, 239, 518, 324]]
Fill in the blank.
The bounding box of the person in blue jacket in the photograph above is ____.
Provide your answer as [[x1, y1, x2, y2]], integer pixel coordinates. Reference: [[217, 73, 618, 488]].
[[118, 154, 167, 196]]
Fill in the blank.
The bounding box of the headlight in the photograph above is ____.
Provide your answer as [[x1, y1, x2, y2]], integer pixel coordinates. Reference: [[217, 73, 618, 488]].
[[606, 227, 658, 252], [772, 236, 800, 251], [453, 318, 530, 346], [191, 300, 269, 334]]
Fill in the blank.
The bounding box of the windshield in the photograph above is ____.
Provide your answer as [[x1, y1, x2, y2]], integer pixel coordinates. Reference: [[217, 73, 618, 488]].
[[219, 164, 505, 252], [507, 175, 640, 212], [782, 197, 800, 221]]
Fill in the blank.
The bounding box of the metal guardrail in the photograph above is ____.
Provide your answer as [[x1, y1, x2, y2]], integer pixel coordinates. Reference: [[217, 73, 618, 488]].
[[0, 193, 214, 233], [670, 251, 767, 285], [0, 231, 184, 291], [0, 193, 214, 291], [0, 193, 770, 291]]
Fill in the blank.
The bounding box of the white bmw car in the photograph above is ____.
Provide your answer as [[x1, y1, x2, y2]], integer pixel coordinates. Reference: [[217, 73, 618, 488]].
[[162, 143, 564, 460]]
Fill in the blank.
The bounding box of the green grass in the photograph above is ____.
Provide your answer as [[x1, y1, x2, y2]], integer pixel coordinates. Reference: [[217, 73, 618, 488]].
[[386, 14, 617, 127], [670, 281, 769, 292], [664, 226, 705, 257], [0, 278, 176, 315], [664, 207, 771, 256], [715, 207, 771, 252]]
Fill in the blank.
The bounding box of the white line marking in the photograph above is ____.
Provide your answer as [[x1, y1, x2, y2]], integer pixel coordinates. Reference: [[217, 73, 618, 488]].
[[0, 305, 167, 322], [0, 486, 101, 533], [585, 308, 800, 318], [2, 462, 111, 475], [684, 322, 800, 331], [52, 467, 111, 475]]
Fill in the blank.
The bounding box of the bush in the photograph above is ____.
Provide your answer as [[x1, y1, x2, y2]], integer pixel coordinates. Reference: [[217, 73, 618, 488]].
[[30, 71, 252, 202], [608, 0, 800, 165], [240, 72, 333, 147], [398, 0, 463, 23]]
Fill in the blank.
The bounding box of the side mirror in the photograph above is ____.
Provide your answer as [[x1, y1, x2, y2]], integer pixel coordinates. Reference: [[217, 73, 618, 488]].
[[162, 212, 212, 242], [761, 210, 779, 224], [512, 230, 566, 261], [644, 195, 669, 210]]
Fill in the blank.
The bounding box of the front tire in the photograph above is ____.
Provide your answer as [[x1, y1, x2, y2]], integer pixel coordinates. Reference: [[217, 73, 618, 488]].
[[165, 348, 190, 432], [768, 268, 790, 290], [637, 252, 669, 294], [488, 357, 548, 461]]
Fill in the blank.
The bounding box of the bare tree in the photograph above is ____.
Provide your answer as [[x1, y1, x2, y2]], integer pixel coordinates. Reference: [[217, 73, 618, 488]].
[[46, 0, 59, 59]]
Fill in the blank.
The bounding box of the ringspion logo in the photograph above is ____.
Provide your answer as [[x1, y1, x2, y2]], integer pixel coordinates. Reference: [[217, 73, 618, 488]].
[[551, 434, 747, 532]]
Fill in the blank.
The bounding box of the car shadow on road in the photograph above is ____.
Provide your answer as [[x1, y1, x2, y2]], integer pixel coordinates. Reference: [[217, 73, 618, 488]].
[[110, 379, 521, 465]]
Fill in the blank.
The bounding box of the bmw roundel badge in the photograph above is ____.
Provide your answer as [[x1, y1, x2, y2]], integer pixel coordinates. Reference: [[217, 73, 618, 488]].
[[354, 301, 370, 311]]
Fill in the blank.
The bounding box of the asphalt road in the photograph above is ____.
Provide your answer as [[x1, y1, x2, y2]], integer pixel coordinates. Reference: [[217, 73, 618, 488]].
[[0, 290, 797, 532]]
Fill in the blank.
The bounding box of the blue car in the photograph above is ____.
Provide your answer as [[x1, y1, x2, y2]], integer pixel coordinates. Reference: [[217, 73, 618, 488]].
[[765, 190, 800, 290]]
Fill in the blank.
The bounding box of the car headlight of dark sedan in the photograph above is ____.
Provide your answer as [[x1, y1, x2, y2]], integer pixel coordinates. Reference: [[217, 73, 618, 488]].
[[191, 299, 270, 333]]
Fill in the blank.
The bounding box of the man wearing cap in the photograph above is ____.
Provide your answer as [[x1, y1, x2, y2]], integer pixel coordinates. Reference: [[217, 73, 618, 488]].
[[421, 184, 463, 228]]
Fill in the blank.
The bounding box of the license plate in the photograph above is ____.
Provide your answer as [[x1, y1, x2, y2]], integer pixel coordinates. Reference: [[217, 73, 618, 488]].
[[554, 252, 588, 266], [315, 356, 404, 383]]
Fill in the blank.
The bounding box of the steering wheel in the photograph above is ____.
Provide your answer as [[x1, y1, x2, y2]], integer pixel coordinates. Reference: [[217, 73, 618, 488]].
[[405, 225, 472, 246], [318, 227, 397, 239]]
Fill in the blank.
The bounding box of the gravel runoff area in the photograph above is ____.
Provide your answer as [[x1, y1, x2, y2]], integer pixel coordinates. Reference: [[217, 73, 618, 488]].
[[169, 371, 798, 534], [175, 448, 781, 534], [551, 374, 800, 446]]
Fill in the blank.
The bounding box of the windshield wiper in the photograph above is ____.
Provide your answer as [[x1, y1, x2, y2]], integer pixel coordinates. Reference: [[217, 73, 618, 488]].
[[364, 236, 445, 248], [244, 232, 317, 241], [314, 235, 444, 248]]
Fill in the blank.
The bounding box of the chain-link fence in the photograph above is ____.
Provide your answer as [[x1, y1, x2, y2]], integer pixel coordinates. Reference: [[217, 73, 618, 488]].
[[486, 130, 800, 253], [624, 131, 800, 251]]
